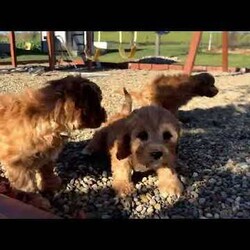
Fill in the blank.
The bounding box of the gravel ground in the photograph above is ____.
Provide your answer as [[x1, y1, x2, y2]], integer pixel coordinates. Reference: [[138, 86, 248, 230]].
[[0, 67, 249, 219]]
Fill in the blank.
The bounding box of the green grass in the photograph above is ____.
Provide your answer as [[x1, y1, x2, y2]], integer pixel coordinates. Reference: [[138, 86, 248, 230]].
[[0, 54, 48, 62], [193, 52, 250, 67], [92, 32, 250, 67], [1, 32, 250, 68], [94, 31, 220, 45]]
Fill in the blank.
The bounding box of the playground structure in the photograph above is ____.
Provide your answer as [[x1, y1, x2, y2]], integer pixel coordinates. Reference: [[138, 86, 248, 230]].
[[184, 32, 229, 74], [4, 31, 231, 75]]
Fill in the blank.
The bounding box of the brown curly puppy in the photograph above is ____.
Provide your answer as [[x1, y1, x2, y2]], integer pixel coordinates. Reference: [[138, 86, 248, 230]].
[[127, 73, 218, 116], [83, 87, 132, 155], [84, 105, 183, 198], [0, 75, 106, 209]]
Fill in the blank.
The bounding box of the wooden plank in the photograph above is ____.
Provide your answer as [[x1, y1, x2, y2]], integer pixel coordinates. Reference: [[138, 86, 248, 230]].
[[9, 31, 17, 67], [0, 194, 60, 219], [0, 213, 8, 219], [183, 32, 202, 75], [222, 31, 229, 72]]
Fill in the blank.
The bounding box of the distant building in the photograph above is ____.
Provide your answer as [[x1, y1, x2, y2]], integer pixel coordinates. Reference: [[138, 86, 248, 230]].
[[41, 31, 87, 56]]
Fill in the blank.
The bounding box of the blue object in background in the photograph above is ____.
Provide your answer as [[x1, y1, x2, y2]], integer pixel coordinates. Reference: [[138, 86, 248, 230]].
[[156, 31, 170, 35]]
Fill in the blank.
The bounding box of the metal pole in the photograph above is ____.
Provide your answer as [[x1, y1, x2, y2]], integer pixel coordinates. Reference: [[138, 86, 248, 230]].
[[208, 32, 213, 51], [155, 33, 161, 56]]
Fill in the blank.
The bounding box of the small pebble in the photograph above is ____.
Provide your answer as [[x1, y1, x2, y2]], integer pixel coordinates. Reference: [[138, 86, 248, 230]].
[[154, 204, 161, 210], [214, 213, 220, 219], [147, 206, 154, 214], [149, 199, 156, 206], [192, 172, 198, 178], [205, 213, 213, 218], [140, 194, 148, 203], [101, 214, 112, 219], [136, 205, 143, 212], [199, 198, 206, 205]]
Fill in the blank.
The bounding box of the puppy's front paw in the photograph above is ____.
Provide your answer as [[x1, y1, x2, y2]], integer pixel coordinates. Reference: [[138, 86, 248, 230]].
[[158, 178, 184, 198], [113, 180, 134, 197], [44, 176, 62, 192], [37, 174, 62, 192]]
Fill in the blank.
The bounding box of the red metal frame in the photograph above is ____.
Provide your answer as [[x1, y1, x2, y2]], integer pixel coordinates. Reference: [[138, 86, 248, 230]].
[[47, 31, 56, 70], [222, 31, 229, 72], [183, 32, 202, 75], [9, 31, 17, 67], [184, 31, 229, 75]]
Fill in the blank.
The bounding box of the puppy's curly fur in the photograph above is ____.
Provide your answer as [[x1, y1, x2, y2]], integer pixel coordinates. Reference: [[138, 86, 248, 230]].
[[106, 87, 132, 125], [0, 75, 106, 208], [85, 105, 183, 198], [127, 73, 218, 115], [83, 87, 132, 155]]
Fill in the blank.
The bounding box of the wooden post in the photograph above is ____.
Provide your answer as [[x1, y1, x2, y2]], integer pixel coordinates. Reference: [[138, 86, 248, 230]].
[[86, 31, 94, 70], [9, 31, 17, 67], [47, 31, 56, 70], [183, 32, 202, 75], [222, 31, 228, 72]]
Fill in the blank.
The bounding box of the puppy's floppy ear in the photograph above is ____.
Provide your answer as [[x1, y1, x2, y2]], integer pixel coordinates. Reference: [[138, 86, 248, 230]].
[[81, 84, 101, 108], [53, 99, 64, 121], [64, 98, 76, 113], [116, 133, 131, 160], [85, 128, 108, 154]]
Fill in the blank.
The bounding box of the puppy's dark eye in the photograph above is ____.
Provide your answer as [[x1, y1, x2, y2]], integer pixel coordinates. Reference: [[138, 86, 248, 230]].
[[163, 131, 172, 140], [137, 131, 148, 141]]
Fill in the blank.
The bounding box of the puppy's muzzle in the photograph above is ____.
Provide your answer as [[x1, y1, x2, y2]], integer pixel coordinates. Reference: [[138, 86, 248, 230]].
[[211, 88, 219, 96], [90, 107, 107, 128], [150, 151, 163, 160], [207, 87, 219, 97]]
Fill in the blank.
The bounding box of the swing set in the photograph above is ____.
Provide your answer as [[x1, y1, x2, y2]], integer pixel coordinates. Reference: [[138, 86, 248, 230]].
[[6, 31, 232, 75], [85, 31, 138, 62]]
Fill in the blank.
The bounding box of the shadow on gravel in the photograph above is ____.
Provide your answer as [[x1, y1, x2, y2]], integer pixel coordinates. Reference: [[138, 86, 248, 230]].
[[46, 104, 250, 219], [155, 103, 250, 219]]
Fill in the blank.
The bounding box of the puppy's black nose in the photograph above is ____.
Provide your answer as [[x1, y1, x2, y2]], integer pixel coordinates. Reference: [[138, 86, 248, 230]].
[[150, 151, 163, 160]]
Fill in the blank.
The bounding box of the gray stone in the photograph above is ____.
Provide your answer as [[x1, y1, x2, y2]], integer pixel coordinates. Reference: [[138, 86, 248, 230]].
[[192, 172, 198, 178], [199, 198, 206, 205]]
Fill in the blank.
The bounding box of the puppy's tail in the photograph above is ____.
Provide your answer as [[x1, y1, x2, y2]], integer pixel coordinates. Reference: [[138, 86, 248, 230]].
[[115, 88, 147, 105], [127, 90, 143, 102], [120, 87, 132, 116]]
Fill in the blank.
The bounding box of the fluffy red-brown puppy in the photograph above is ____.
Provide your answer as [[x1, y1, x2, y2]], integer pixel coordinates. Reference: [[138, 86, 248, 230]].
[[128, 73, 218, 116], [0, 75, 106, 209], [84, 105, 183, 198]]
